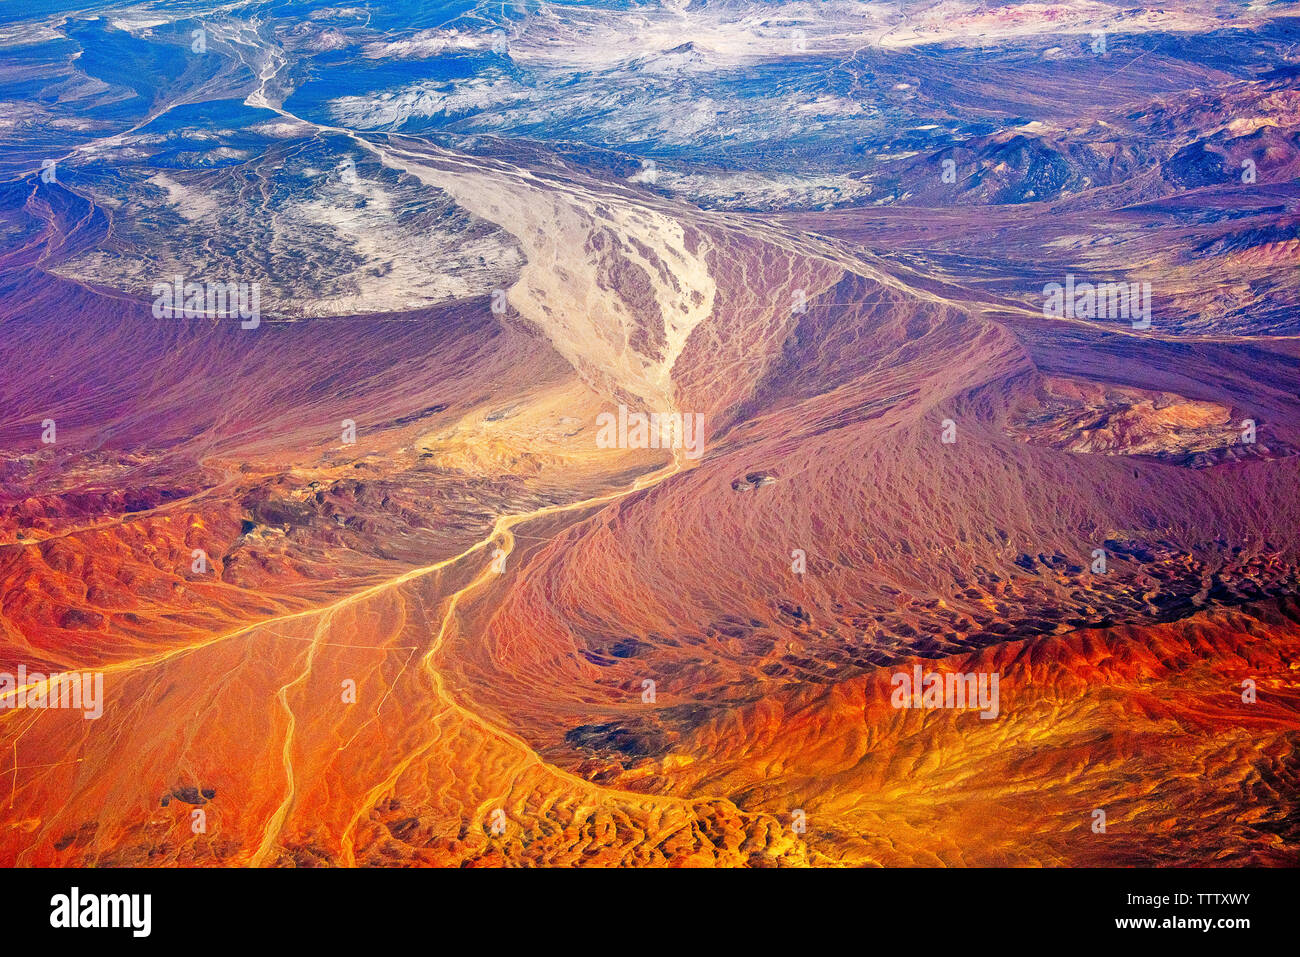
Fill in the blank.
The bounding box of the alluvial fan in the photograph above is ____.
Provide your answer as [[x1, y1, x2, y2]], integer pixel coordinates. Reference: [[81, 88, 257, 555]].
[[0, 0, 1297, 869]]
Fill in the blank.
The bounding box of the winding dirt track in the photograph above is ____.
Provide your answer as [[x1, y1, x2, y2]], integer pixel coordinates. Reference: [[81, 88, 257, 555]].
[[248, 448, 694, 865]]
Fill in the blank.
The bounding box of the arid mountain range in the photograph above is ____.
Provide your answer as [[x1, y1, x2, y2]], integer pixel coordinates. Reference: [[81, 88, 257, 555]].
[[0, 0, 1297, 866]]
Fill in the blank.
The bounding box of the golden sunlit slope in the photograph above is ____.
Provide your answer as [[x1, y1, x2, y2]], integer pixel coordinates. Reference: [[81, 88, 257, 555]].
[[642, 597, 1300, 867]]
